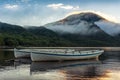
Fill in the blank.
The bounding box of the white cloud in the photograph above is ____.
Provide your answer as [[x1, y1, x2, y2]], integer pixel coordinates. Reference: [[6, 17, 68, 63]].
[[47, 3, 63, 9], [4, 4, 18, 10], [47, 3, 80, 10]]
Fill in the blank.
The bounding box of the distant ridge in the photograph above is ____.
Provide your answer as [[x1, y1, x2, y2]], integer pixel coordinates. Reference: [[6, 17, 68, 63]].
[[0, 11, 120, 47]]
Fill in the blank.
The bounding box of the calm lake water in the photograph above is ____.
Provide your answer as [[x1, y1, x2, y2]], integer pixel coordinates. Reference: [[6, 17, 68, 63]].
[[0, 49, 120, 80]]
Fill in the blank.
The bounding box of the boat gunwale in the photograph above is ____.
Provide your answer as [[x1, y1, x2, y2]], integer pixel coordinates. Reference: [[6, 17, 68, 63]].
[[31, 51, 103, 56]]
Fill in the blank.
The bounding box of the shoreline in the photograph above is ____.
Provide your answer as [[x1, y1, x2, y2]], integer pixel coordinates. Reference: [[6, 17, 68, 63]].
[[0, 47, 120, 51]]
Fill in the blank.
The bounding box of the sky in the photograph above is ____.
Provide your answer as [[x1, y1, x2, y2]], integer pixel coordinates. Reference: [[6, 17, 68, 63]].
[[0, 0, 120, 26]]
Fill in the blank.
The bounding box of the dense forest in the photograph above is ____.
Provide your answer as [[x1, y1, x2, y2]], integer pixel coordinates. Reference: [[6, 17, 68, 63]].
[[0, 22, 120, 47]]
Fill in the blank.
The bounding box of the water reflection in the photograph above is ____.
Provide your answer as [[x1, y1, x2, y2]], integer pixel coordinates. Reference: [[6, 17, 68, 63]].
[[0, 49, 120, 80], [0, 50, 14, 61], [29, 59, 119, 80], [30, 60, 100, 72], [30, 60, 103, 80]]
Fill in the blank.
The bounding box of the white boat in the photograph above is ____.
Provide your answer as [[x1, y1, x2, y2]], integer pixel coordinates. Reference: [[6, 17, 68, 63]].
[[14, 48, 31, 58], [14, 48, 63, 58], [31, 49, 104, 61]]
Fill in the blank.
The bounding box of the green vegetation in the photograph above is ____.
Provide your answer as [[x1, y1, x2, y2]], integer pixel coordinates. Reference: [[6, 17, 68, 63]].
[[0, 22, 120, 47]]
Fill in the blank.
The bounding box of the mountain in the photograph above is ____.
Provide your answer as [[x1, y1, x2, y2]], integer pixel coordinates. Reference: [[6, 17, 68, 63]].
[[44, 12, 120, 46], [0, 22, 26, 34], [0, 11, 120, 47], [45, 12, 104, 34], [0, 22, 74, 47], [27, 26, 58, 37], [45, 12, 120, 36]]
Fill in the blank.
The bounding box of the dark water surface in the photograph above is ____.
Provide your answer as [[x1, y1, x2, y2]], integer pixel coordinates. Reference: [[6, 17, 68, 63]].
[[0, 49, 120, 80]]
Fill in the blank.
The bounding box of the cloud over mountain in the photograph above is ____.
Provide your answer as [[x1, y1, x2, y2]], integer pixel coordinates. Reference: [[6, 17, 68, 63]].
[[95, 20, 120, 35], [45, 11, 120, 36]]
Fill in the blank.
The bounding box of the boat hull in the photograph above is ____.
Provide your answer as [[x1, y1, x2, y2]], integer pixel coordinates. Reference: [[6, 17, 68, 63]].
[[31, 50, 103, 61], [14, 49, 30, 58]]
